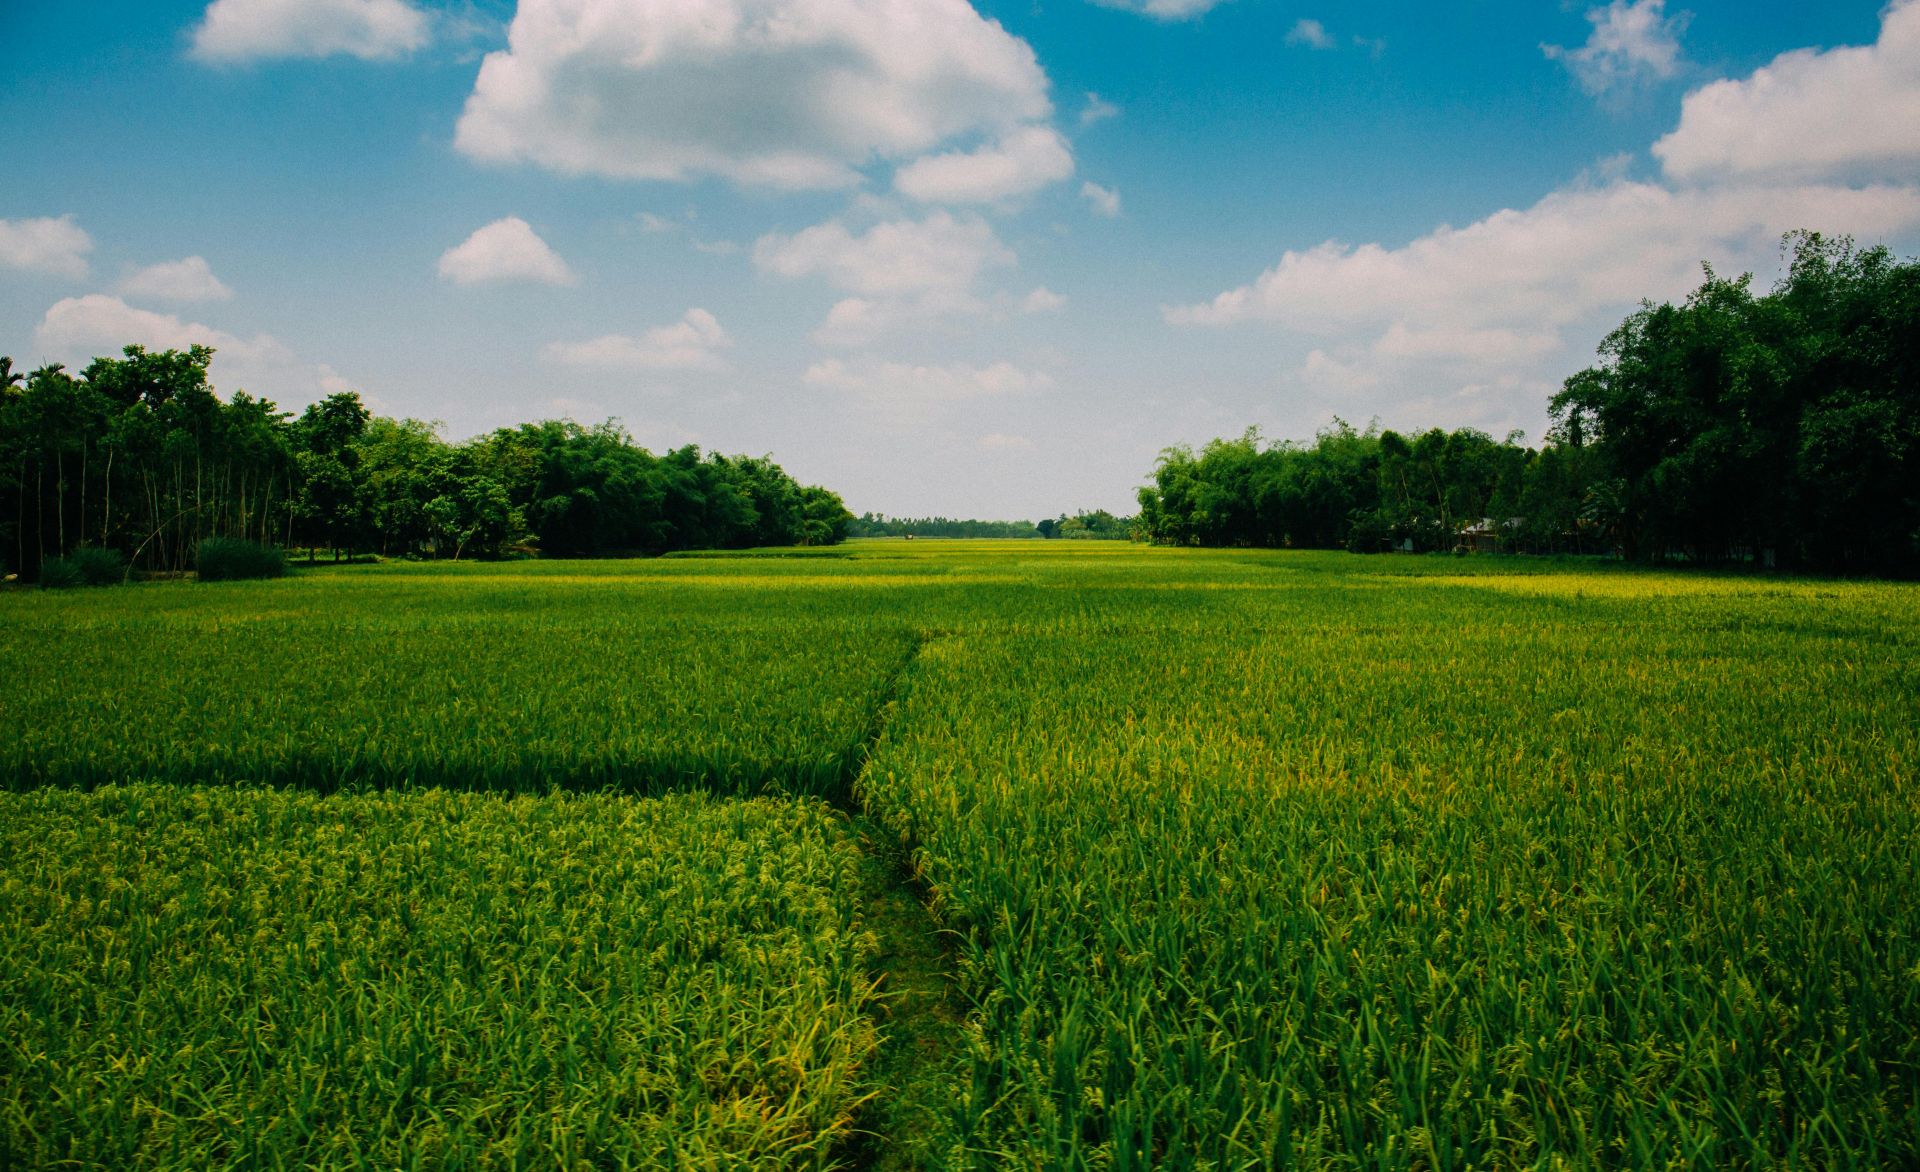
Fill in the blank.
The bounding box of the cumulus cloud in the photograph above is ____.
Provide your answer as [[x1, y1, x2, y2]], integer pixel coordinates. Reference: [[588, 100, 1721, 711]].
[[1653, 0, 1920, 184], [190, 0, 431, 62], [454, 0, 1054, 190], [803, 356, 1052, 402], [1081, 181, 1121, 217], [756, 210, 1015, 344], [117, 256, 233, 302], [1285, 19, 1335, 50], [754, 211, 1013, 296], [0, 215, 92, 278], [544, 308, 732, 371], [1170, 10, 1920, 426], [1543, 0, 1688, 97], [894, 126, 1074, 203], [1170, 180, 1920, 334], [1087, 0, 1231, 20], [36, 294, 350, 402], [438, 218, 576, 286]]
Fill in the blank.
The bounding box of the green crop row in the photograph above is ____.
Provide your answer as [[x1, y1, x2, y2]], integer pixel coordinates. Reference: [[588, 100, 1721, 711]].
[[0, 784, 880, 1170], [856, 549, 1920, 1167], [0, 562, 926, 796]]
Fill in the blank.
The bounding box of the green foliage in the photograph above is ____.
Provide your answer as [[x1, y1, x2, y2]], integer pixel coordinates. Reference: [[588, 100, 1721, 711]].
[[0, 348, 851, 579], [0, 785, 879, 1169], [1141, 233, 1919, 574], [1138, 422, 1566, 554], [1049, 509, 1135, 540], [849, 513, 1043, 539], [194, 536, 286, 581], [38, 545, 125, 588], [1552, 232, 1920, 573]]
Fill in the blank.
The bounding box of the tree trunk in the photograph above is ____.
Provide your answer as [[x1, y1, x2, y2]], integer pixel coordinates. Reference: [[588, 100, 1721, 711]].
[[15, 459, 25, 576], [77, 442, 87, 553], [101, 446, 113, 547], [55, 449, 66, 557]]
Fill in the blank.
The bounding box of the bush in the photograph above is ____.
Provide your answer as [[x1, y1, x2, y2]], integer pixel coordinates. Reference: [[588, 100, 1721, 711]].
[[196, 538, 286, 582], [40, 547, 127, 589]]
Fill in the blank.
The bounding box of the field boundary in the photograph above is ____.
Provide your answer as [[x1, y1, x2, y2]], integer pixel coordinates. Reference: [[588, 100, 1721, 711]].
[[833, 635, 973, 1171]]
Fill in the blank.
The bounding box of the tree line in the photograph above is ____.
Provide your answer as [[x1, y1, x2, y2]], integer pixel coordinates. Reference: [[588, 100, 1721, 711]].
[[848, 514, 1041, 539], [847, 510, 1137, 540], [1139, 232, 1919, 575], [1, 344, 852, 579]]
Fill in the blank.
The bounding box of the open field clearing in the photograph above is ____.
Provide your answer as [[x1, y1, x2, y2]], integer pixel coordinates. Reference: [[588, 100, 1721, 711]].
[[0, 785, 879, 1170], [2, 543, 1917, 1168]]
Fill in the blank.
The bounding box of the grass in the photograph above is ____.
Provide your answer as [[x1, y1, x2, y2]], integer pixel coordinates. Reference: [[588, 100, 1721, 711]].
[[1, 544, 1916, 1168]]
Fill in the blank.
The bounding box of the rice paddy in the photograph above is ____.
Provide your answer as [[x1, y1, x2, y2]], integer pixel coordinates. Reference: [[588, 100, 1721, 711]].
[[2, 543, 1915, 1168]]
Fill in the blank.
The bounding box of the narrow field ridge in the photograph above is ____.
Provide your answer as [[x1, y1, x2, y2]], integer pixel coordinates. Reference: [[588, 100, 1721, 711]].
[[834, 635, 972, 1171]]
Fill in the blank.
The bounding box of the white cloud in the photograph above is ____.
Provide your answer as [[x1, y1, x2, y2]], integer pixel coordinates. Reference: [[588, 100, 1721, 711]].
[[754, 211, 1013, 296], [894, 125, 1074, 203], [544, 308, 732, 371], [190, 0, 430, 62], [1170, 179, 1920, 335], [0, 215, 92, 279], [116, 256, 233, 303], [438, 217, 576, 286], [1021, 287, 1066, 313], [978, 432, 1033, 449], [35, 294, 348, 404], [1081, 181, 1121, 217], [1171, 173, 1920, 424], [1080, 92, 1120, 127], [454, 0, 1053, 190], [804, 356, 1052, 402], [1285, 19, 1335, 50], [1543, 0, 1688, 97], [756, 211, 1016, 344], [1087, 0, 1231, 20], [1198, 4, 1920, 364], [1654, 0, 1920, 185]]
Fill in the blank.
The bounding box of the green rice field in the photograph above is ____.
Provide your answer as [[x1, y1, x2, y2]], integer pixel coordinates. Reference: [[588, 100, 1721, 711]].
[[3, 543, 1916, 1168]]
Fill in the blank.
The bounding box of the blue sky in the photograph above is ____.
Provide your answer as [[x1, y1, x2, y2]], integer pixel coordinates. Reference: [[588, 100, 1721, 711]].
[[4, 0, 1917, 517]]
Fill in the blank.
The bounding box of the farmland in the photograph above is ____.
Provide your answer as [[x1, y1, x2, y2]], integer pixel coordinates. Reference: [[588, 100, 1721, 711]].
[[3, 543, 1917, 1168]]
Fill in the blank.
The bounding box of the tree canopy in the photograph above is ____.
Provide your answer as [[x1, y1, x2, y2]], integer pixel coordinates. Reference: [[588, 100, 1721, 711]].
[[0, 345, 852, 580], [1140, 232, 1918, 575]]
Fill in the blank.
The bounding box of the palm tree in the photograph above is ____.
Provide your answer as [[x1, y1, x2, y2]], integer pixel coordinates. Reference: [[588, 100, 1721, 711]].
[[2, 358, 24, 575]]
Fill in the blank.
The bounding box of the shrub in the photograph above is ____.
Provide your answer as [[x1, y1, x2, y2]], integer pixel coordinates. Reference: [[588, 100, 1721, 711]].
[[40, 547, 126, 589], [196, 538, 286, 582]]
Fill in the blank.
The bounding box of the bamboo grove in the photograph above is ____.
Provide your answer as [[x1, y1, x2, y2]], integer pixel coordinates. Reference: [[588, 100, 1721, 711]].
[[0, 345, 853, 580], [1138, 233, 1920, 575]]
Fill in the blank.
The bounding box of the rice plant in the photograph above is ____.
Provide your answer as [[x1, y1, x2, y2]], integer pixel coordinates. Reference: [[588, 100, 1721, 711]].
[[0, 785, 880, 1170], [3, 546, 1915, 1167]]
